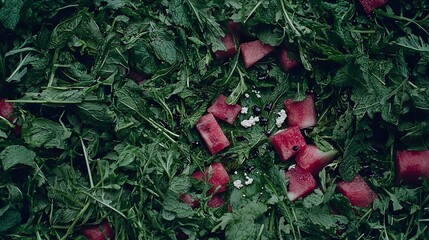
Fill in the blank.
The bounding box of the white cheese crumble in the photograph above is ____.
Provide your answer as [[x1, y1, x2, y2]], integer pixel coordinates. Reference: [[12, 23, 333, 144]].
[[275, 109, 287, 128], [234, 171, 238, 175], [244, 93, 250, 98], [241, 107, 248, 114], [244, 176, 254, 185], [233, 180, 243, 189], [251, 89, 262, 98], [288, 164, 296, 171], [240, 116, 260, 128]]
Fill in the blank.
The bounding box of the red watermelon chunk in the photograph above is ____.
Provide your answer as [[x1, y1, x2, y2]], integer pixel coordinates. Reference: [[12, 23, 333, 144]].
[[396, 150, 429, 183], [192, 162, 230, 195], [207, 94, 241, 124], [337, 174, 378, 208], [295, 145, 338, 175], [285, 166, 316, 202], [278, 48, 299, 72], [180, 194, 200, 209], [0, 99, 14, 122], [82, 221, 114, 240], [207, 196, 225, 208], [214, 33, 238, 59], [284, 95, 317, 129], [196, 114, 230, 155], [240, 40, 274, 68], [359, 0, 388, 14], [269, 126, 307, 161]]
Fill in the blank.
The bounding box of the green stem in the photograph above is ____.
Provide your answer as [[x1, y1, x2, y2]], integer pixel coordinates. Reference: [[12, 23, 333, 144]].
[[47, 49, 59, 87], [59, 202, 91, 240], [80, 137, 95, 188]]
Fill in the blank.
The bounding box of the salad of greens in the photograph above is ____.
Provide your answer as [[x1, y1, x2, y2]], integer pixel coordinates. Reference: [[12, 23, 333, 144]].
[[0, 0, 428, 239]]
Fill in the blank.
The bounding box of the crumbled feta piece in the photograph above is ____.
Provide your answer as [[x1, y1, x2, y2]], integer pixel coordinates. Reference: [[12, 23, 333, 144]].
[[256, 93, 261, 98], [244, 177, 254, 185], [288, 164, 296, 170], [275, 109, 287, 128], [244, 93, 250, 98], [233, 180, 243, 189], [241, 107, 248, 114], [240, 116, 260, 128], [234, 171, 238, 175]]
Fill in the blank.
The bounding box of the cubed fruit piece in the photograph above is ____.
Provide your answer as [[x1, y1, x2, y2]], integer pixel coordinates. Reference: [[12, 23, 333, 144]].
[[196, 114, 230, 155], [269, 126, 307, 161], [396, 150, 429, 183], [82, 221, 114, 240], [278, 48, 299, 72], [207, 94, 241, 124], [207, 196, 225, 208], [285, 166, 316, 202], [337, 174, 378, 208], [284, 95, 317, 129], [192, 162, 230, 195], [240, 40, 274, 68], [215, 34, 238, 59], [0, 99, 14, 122], [295, 145, 338, 175], [129, 70, 145, 85], [180, 194, 200, 209], [359, 0, 388, 14]]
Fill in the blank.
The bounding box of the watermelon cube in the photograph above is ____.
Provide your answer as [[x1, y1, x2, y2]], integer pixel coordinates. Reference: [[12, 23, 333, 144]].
[[285, 166, 316, 202], [180, 194, 200, 209], [295, 145, 338, 175], [196, 114, 230, 155], [207, 196, 225, 208], [0, 99, 14, 122], [396, 150, 429, 183], [192, 162, 230, 195], [82, 221, 114, 240], [240, 40, 274, 68], [278, 48, 299, 72], [207, 94, 241, 124], [359, 0, 388, 14], [337, 174, 378, 208], [284, 95, 317, 129], [214, 34, 238, 59], [214, 21, 241, 59], [269, 126, 307, 161]]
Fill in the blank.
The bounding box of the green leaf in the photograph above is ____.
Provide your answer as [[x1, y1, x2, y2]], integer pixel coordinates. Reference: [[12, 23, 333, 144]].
[[0, 0, 24, 30], [0, 209, 21, 232], [22, 118, 71, 149], [162, 190, 193, 219], [150, 37, 178, 65], [0, 145, 36, 170], [75, 102, 115, 125]]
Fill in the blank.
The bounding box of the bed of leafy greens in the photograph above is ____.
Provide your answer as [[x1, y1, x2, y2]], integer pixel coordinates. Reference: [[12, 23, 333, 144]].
[[0, 0, 428, 239]]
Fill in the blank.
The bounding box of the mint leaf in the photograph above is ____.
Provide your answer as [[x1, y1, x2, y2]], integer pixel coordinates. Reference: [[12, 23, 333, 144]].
[[0, 209, 21, 232], [22, 118, 71, 149], [0, 0, 24, 30], [0, 145, 36, 170]]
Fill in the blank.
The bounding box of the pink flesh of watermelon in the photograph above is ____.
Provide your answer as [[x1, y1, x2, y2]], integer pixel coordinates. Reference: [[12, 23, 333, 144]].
[[295, 145, 338, 175], [207, 196, 225, 208], [284, 95, 317, 129], [207, 94, 241, 124], [278, 48, 299, 72], [180, 194, 200, 208], [269, 126, 307, 161], [214, 34, 238, 59], [192, 162, 230, 195], [359, 0, 388, 14], [285, 166, 316, 202], [82, 221, 114, 240], [196, 114, 230, 155], [240, 40, 274, 68], [0, 99, 14, 122], [337, 174, 378, 208], [396, 150, 429, 183]]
